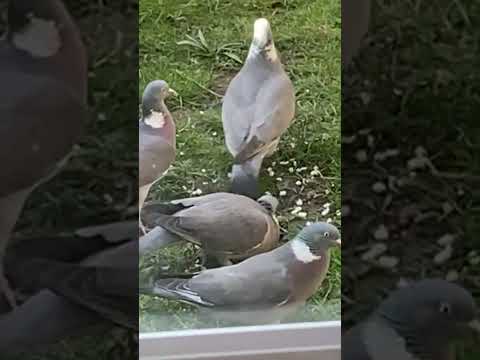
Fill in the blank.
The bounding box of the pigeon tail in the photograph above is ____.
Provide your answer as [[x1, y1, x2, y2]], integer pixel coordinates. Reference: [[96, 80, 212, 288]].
[[139, 278, 184, 298], [230, 164, 260, 199], [141, 278, 214, 307], [139, 226, 181, 256]]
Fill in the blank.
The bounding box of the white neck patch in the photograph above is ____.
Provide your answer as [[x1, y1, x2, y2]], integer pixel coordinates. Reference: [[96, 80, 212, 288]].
[[291, 239, 321, 263], [13, 14, 61, 58], [144, 110, 165, 129]]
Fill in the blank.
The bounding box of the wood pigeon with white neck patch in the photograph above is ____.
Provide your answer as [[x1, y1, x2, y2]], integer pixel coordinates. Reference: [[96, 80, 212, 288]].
[[140, 222, 340, 325], [222, 18, 295, 199], [139, 80, 177, 233], [0, 0, 87, 308], [342, 279, 480, 360], [140, 192, 280, 266]]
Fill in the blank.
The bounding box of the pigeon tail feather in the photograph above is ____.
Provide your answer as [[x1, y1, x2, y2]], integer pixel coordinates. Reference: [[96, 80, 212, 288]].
[[139, 226, 182, 256]]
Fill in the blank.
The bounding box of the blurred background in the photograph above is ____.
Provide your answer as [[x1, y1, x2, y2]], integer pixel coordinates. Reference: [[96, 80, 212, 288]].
[[342, 1, 480, 358]]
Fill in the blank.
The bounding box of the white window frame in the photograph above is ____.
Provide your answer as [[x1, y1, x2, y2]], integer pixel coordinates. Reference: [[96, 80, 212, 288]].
[[139, 320, 341, 360]]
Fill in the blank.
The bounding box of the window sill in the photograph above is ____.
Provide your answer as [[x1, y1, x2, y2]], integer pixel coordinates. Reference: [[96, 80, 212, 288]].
[[140, 320, 340, 360]]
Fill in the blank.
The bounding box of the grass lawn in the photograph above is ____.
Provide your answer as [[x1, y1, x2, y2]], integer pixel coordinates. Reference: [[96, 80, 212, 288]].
[[139, 0, 341, 331], [343, 1, 480, 358]]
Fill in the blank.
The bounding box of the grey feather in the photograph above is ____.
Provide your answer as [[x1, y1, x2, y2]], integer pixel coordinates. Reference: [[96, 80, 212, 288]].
[[139, 226, 181, 256]]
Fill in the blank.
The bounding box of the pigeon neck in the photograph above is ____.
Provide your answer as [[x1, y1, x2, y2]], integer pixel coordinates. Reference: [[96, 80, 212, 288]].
[[8, 1, 79, 45], [142, 99, 167, 117], [290, 239, 322, 263], [7, 1, 87, 100], [247, 43, 279, 64]]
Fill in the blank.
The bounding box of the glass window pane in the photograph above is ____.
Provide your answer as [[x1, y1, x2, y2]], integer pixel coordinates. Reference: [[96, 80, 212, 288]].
[[139, 0, 341, 334]]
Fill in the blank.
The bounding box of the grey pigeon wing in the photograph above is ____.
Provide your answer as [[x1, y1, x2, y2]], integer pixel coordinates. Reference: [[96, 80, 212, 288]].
[[170, 192, 236, 207], [139, 130, 175, 187], [189, 258, 290, 307], [141, 201, 192, 227], [253, 74, 295, 136], [222, 73, 257, 156], [143, 192, 235, 220], [152, 265, 289, 308], [157, 197, 272, 254], [234, 74, 295, 163], [142, 193, 239, 231], [0, 72, 86, 196]]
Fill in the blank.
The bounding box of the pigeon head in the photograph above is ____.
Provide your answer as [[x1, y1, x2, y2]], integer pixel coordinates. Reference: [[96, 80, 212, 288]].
[[257, 194, 279, 213], [141, 80, 177, 115], [252, 18, 273, 49], [249, 18, 278, 62], [292, 222, 341, 260], [377, 279, 479, 345]]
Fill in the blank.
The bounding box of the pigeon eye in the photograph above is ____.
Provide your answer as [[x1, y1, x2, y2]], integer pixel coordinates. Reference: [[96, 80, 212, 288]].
[[439, 302, 451, 314], [323, 232, 330, 237]]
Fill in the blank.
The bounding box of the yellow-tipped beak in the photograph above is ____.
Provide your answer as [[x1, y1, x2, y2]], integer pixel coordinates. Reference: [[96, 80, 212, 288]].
[[469, 319, 480, 333], [168, 88, 178, 96]]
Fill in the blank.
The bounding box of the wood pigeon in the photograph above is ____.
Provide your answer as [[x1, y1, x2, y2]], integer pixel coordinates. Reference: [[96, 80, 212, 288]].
[[342, 0, 371, 67], [0, 0, 88, 308], [222, 18, 295, 199], [140, 192, 280, 266], [1, 220, 138, 354], [139, 80, 177, 233], [342, 279, 480, 360], [140, 222, 340, 325]]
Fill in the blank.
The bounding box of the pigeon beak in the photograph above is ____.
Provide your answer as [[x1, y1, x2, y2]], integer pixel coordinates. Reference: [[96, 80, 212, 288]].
[[168, 88, 178, 97], [334, 238, 341, 247], [469, 319, 480, 333]]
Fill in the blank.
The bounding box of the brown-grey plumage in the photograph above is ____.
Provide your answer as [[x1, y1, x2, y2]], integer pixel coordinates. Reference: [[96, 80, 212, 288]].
[[140, 222, 340, 324], [5, 221, 138, 331], [140, 192, 280, 265], [222, 18, 295, 199], [342, 279, 480, 360], [342, 0, 371, 67], [139, 80, 176, 233], [0, 0, 87, 307]]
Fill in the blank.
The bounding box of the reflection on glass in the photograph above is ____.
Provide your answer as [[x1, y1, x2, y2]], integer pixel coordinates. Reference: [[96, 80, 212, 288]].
[[139, 0, 341, 332]]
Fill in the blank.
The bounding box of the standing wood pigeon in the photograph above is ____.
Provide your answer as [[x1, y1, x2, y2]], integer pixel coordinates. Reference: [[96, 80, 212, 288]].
[[140, 222, 340, 325], [342, 279, 480, 360], [0, 0, 87, 308], [222, 18, 295, 199], [140, 192, 280, 266], [139, 80, 177, 233]]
